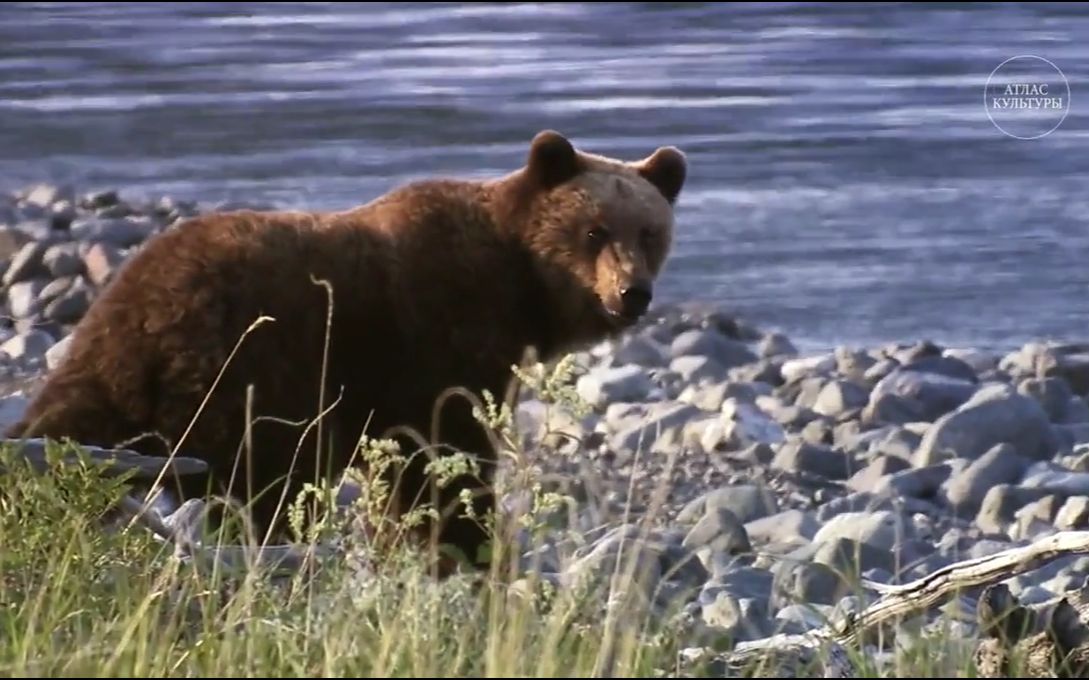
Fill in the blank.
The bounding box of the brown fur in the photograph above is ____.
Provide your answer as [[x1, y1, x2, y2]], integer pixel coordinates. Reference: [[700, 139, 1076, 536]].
[[7, 130, 687, 571]]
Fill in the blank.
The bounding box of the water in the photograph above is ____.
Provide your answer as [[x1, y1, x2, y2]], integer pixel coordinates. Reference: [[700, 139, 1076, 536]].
[[1, 2, 1087, 354]]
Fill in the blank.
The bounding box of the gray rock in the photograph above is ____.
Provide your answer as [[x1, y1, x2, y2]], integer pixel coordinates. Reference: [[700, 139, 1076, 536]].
[[835, 347, 877, 381], [846, 455, 912, 493], [45, 334, 72, 370], [1019, 586, 1056, 606], [1009, 494, 1065, 542], [721, 398, 785, 448], [670, 329, 757, 370], [610, 402, 699, 453], [6, 278, 46, 318], [891, 341, 943, 366], [812, 510, 913, 552], [728, 358, 784, 387], [1019, 377, 1074, 423], [772, 438, 853, 480], [942, 443, 1031, 515], [774, 603, 829, 632], [871, 368, 976, 422], [0, 227, 31, 265], [576, 364, 653, 409], [976, 485, 1053, 535], [1056, 423, 1089, 448], [870, 427, 923, 460], [914, 383, 1058, 465], [2, 241, 48, 286], [670, 355, 729, 384], [681, 415, 721, 452], [863, 358, 900, 385], [744, 509, 818, 547], [21, 183, 73, 208], [37, 275, 73, 305], [792, 376, 827, 411], [812, 379, 869, 418], [1065, 397, 1089, 424], [679, 381, 753, 412], [82, 242, 124, 287], [1002, 342, 1089, 396], [44, 278, 92, 324], [1020, 468, 1089, 496], [902, 355, 979, 383], [771, 562, 847, 609], [708, 566, 774, 601], [0, 393, 28, 431], [944, 347, 998, 374], [69, 216, 155, 248], [875, 463, 950, 499], [611, 334, 667, 367], [758, 332, 797, 359], [516, 398, 593, 452], [1054, 496, 1089, 531], [42, 242, 83, 278], [699, 591, 768, 641], [562, 526, 664, 598], [781, 353, 835, 384], [682, 507, 751, 556], [0, 329, 54, 360], [812, 536, 896, 577], [862, 392, 926, 426], [677, 484, 779, 525]]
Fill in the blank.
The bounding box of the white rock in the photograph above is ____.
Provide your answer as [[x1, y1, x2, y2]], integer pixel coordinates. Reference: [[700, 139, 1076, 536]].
[[44, 331, 71, 368], [576, 364, 652, 409], [721, 398, 785, 447], [812, 510, 913, 551], [0, 330, 54, 359], [781, 353, 836, 383], [943, 347, 998, 374]]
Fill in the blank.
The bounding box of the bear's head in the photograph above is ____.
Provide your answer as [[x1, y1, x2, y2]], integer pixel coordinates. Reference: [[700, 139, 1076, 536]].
[[493, 130, 687, 348]]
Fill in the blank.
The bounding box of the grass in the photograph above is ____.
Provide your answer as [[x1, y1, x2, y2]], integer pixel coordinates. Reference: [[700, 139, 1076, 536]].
[[0, 436, 695, 678], [0, 355, 1000, 679], [0, 353, 696, 679]]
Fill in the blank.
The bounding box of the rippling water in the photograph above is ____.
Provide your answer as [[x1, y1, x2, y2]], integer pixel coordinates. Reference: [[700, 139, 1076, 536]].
[[1, 2, 1087, 352]]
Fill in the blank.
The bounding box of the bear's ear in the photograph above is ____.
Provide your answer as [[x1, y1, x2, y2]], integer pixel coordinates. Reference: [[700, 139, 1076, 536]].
[[526, 130, 581, 189], [636, 146, 687, 205]]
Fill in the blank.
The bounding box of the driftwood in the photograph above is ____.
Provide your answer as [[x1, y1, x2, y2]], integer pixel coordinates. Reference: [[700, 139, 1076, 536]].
[[0, 436, 209, 480], [974, 581, 1089, 677], [719, 531, 1089, 677], [3, 436, 339, 579]]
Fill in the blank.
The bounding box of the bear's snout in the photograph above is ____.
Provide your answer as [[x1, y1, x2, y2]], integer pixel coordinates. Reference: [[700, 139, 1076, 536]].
[[619, 282, 652, 319]]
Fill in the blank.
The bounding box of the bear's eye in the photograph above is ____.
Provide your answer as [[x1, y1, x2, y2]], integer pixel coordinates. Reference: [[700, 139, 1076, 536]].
[[640, 228, 656, 247], [587, 225, 610, 248]]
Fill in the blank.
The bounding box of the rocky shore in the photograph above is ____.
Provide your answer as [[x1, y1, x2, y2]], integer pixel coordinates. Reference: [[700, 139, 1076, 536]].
[[3, 182, 1089, 672]]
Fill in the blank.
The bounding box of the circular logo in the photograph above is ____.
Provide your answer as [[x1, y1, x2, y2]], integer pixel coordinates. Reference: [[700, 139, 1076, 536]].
[[985, 55, 1070, 140]]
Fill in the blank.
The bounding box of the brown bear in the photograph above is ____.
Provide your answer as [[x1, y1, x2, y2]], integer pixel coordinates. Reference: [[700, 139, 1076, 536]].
[[7, 130, 687, 572]]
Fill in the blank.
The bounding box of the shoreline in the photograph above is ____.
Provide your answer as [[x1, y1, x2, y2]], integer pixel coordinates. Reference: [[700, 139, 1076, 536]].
[[3, 180, 1089, 671]]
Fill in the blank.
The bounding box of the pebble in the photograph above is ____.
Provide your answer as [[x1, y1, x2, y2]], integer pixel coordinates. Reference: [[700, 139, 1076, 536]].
[[772, 437, 853, 480]]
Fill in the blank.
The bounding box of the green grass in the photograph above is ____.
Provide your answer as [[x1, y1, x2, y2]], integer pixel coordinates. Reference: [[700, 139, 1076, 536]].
[[0, 354, 994, 679], [0, 438, 691, 678]]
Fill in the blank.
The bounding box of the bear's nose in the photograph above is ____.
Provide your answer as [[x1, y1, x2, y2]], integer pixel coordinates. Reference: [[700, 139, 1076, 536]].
[[620, 283, 652, 318]]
